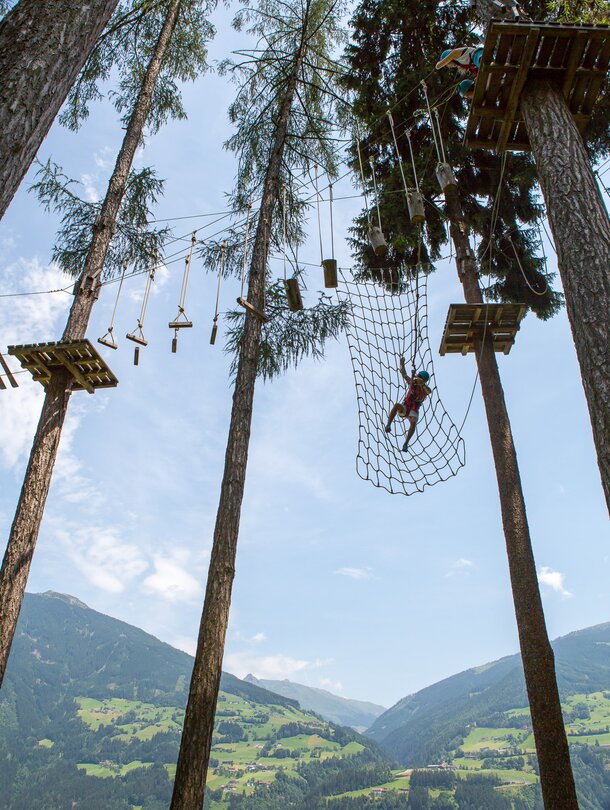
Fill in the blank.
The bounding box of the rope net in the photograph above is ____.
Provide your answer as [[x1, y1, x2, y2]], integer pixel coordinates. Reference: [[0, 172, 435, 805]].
[[338, 269, 465, 496]]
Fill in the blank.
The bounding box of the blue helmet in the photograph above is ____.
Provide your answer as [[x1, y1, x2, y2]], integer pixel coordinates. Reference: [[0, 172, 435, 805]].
[[440, 49, 453, 61], [417, 370, 430, 383]]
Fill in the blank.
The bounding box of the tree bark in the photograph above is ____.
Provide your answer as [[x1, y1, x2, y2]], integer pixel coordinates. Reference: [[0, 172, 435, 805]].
[[520, 80, 610, 514], [169, 54, 303, 810], [0, 0, 182, 686], [0, 0, 119, 221], [444, 183, 579, 810]]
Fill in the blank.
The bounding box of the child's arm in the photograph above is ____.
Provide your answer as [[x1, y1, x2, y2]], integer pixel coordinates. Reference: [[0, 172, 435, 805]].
[[399, 357, 411, 383]]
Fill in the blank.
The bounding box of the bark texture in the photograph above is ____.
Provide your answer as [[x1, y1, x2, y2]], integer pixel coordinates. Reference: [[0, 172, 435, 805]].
[[445, 183, 579, 810], [521, 80, 610, 514], [0, 0, 182, 686], [0, 0, 119, 221], [169, 58, 302, 810]]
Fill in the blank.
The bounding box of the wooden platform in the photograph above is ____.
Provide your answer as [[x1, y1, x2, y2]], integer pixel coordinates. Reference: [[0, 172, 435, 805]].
[[465, 20, 610, 152], [7, 339, 118, 394], [439, 303, 526, 356]]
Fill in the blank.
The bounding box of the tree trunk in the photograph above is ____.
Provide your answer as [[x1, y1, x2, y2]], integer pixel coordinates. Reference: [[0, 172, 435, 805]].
[[0, 0, 119, 221], [444, 183, 579, 810], [520, 80, 610, 514], [0, 0, 182, 686], [169, 58, 302, 810]]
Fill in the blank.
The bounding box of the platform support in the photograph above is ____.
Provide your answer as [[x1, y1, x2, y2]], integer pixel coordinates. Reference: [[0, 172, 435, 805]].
[[519, 79, 610, 513]]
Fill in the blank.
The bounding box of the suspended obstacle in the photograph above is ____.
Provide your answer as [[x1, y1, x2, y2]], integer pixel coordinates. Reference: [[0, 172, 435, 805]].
[[7, 340, 118, 394], [282, 186, 305, 310], [465, 20, 610, 152], [315, 171, 338, 288], [439, 303, 526, 356], [337, 269, 465, 496], [98, 263, 127, 350], [0, 350, 19, 389], [237, 204, 269, 322], [169, 232, 196, 353]]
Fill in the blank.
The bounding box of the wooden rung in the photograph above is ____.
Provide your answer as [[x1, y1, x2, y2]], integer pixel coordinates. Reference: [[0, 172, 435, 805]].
[[168, 320, 193, 329], [97, 337, 118, 350], [237, 297, 269, 323], [126, 332, 148, 346]]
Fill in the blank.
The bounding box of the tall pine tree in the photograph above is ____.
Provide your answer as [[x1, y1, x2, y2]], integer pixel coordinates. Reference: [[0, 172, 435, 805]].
[[170, 0, 348, 806], [0, 0, 215, 684], [344, 0, 582, 806]]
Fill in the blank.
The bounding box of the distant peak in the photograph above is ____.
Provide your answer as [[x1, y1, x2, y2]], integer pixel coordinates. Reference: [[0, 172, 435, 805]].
[[39, 592, 89, 610], [244, 673, 259, 684]]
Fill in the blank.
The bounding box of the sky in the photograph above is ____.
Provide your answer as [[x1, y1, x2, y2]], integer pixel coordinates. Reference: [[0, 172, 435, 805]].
[[0, 4, 609, 710]]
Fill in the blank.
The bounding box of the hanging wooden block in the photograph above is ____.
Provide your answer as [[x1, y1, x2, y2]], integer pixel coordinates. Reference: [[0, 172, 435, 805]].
[[436, 162, 458, 192], [126, 331, 148, 347], [171, 335, 178, 353], [284, 278, 303, 312], [210, 321, 218, 345], [407, 191, 426, 224], [237, 297, 269, 323], [133, 346, 140, 366], [0, 350, 19, 388], [98, 331, 118, 350], [322, 258, 338, 288], [368, 225, 388, 255]]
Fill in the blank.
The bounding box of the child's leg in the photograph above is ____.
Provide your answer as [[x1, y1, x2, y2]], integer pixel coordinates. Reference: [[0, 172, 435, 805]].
[[402, 414, 418, 452], [386, 403, 401, 432]]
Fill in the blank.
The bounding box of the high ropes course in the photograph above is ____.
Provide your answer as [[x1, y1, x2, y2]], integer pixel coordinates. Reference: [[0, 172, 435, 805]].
[[1, 15, 608, 496]]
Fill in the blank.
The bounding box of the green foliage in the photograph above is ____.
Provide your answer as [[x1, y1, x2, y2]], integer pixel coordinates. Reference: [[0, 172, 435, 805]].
[[30, 160, 170, 279], [343, 0, 564, 318], [224, 276, 350, 380], [211, 0, 351, 378], [548, 0, 609, 23], [60, 0, 214, 134]]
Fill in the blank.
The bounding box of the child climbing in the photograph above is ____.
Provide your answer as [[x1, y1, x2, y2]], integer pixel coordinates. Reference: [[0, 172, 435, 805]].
[[436, 45, 484, 99], [385, 358, 431, 453]]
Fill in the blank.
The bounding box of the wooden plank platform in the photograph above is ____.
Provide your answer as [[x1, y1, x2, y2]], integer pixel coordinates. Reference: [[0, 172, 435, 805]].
[[439, 303, 526, 356], [465, 20, 610, 151], [7, 339, 118, 394]]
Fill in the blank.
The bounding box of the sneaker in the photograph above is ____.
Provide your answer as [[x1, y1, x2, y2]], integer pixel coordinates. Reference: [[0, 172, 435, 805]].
[[402, 439, 409, 453], [385, 424, 391, 434]]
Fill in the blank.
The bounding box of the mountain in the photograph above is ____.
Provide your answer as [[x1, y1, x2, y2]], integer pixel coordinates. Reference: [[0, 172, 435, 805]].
[[0, 592, 388, 810], [366, 621, 610, 767], [244, 674, 386, 731]]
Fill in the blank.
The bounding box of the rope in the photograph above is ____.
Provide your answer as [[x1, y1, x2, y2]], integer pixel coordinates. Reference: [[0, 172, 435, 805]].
[[337, 269, 465, 497], [240, 204, 252, 299], [329, 182, 335, 260], [177, 232, 196, 311], [369, 158, 384, 231], [386, 111, 410, 197], [355, 136, 372, 226], [508, 234, 548, 296], [422, 81, 442, 164], [405, 129, 420, 194], [213, 240, 226, 323], [315, 166, 324, 262]]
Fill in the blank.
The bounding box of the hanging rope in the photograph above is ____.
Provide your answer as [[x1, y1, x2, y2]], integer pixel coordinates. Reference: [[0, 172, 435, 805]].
[[315, 166, 324, 262], [355, 136, 372, 227], [329, 182, 335, 260], [405, 129, 421, 194], [368, 158, 384, 231], [282, 184, 288, 281], [240, 204, 252, 299], [98, 262, 127, 349], [386, 111, 410, 196], [177, 232, 196, 316], [508, 234, 548, 296], [422, 81, 443, 164], [210, 240, 226, 345], [337, 269, 465, 496]]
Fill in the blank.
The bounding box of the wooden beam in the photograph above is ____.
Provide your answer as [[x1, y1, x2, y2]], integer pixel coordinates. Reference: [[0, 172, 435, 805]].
[[55, 349, 95, 394], [0, 350, 18, 388], [497, 28, 540, 151], [562, 31, 588, 100]]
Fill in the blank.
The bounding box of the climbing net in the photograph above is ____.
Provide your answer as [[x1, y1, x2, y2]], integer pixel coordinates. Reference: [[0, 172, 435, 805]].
[[337, 269, 465, 496]]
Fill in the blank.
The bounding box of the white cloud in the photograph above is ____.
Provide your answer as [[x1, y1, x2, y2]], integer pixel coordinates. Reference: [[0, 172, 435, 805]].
[[224, 651, 326, 681], [538, 566, 573, 598], [57, 525, 148, 594], [93, 147, 114, 171], [0, 259, 71, 469], [172, 635, 197, 657], [141, 552, 202, 603], [320, 677, 343, 693], [251, 632, 266, 643], [446, 558, 473, 577], [335, 567, 372, 580], [81, 173, 101, 203]]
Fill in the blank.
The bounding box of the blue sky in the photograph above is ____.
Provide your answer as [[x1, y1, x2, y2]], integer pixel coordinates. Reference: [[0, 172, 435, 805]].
[[0, 4, 608, 709]]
